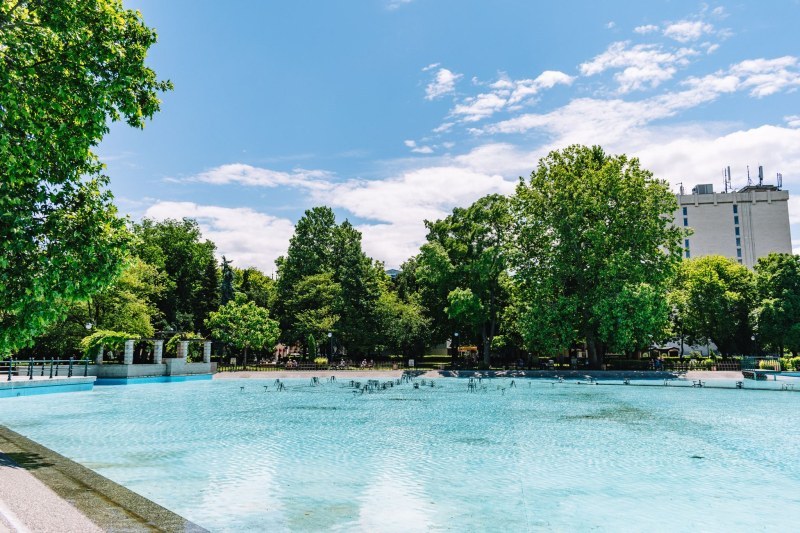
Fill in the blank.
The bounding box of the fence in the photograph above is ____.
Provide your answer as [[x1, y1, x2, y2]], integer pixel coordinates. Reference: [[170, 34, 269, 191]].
[[2, 358, 91, 381], [217, 362, 404, 373]]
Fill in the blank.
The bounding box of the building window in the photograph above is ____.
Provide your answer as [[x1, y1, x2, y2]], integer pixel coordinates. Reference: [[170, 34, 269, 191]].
[[734, 215, 739, 225], [685, 239, 690, 248], [737, 248, 742, 258], [735, 227, 740, 236], [683, 218, 688, 227], [682, 207, 688, 216], [733, 205, 738, 214], [736, 237, 741, 247], [738, 259, 743, 264], [685, 250, 691, 259]]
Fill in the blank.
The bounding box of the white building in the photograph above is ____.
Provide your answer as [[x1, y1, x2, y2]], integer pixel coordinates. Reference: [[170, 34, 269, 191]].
[[674, 182, 791, 268]]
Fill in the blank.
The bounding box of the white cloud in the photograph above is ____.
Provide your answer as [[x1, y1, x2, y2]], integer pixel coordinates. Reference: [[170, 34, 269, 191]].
[[422, 63, 440, 72], [634, 24, 659, 34], [425, 68, 462, 100], [579, 41, 698, 92], [448, 70, 573, 122], [185, 163, 332, 191], [404, 139, 434, 154], [451, 92, 507, 122], [387, 0, 413, 10], [729, 56, 800, 97], [144, 202, 295, 272], [786, 115, 800, 128], [490, 56, 799, 138], [606, 21, 616, 29], [663, 20, 714, 42], [312, 166, 516, 267]]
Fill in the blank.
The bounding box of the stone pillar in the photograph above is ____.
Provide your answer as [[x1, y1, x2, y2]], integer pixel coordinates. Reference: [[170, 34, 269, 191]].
[[203, 341, 212, 364], [95, 345, 104, 364], [153, 340, 163, 364], [178, 340, 189, 361], [124, 339, 134, 365]]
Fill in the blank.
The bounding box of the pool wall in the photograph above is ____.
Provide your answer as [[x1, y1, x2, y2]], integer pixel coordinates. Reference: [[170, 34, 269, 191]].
[[95, 374, 213, 386], [0, 377, 95, 398]]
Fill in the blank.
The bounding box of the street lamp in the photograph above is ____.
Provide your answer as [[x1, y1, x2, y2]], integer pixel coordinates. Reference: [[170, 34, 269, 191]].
[[328, 332, 333, 359], [85, 322, 93, 331], [453, 332, 459, 360]]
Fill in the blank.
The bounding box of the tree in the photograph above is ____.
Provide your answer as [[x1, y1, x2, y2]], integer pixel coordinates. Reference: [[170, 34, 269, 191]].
[[220, 256, 235, 306], [234, 267, 276, 310], [0, 0, 170, 354], [671, 255, 754, 356], [132, 219, 216, 332], [416, 194, 511, 365], [195, 256, 220, 335], [510, 145, 683, 366], [332, 221, 385, 356], [275, 207, 337, 333], [754, 253, 800, 356], [377, 291, 432, 357], [283, 272, 341, 347], [206, 295, 280, 365]]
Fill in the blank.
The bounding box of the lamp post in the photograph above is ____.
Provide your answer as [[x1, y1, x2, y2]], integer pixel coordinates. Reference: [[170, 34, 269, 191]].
[[453, 332, 459, 365], [85, 322, 93, 331], [328, 332, 333, 359]]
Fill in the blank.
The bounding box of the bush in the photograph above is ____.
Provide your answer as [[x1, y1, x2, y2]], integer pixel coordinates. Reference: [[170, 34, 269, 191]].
[[314, 357, 328, 366], [80, 330, 139, 360], [605, 359, 651, 370], [780, 357, 800, 371]]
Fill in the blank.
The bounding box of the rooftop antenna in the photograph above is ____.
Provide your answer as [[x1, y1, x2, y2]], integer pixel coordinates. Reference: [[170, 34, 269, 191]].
[[723, 167, 731, 193], [747, 165, 752, 186], [777, 172, 783, 189], [677, 181, 684, 196], [758, 165, 764, 187]]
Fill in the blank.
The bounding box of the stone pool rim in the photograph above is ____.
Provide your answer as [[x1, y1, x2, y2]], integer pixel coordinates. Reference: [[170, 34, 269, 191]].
[[0, 424, 207, 532]]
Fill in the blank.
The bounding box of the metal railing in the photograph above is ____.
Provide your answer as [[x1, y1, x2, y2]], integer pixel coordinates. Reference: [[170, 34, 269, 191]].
[[3, 358, 91, 381], [217, 362, 404, 372]]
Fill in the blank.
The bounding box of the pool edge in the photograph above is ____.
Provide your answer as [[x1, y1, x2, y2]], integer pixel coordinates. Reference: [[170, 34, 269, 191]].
[[0, 424, 207, 532]]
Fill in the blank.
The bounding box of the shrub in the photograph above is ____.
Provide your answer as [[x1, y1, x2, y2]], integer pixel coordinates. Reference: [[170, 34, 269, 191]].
[[80, 330, 139, 360], [314, 357, 328, 366]]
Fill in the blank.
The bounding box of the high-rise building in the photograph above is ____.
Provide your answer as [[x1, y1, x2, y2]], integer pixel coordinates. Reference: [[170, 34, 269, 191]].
[[674, 179, 791, 268]]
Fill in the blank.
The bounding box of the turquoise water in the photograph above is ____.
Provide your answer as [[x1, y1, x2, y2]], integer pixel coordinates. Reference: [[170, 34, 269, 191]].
[[2, 377, 800, 531]]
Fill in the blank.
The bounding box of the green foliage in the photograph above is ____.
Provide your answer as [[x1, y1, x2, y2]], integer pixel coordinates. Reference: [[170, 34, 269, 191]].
[[754, 253, 800, 356], [165, 332, 204, 362], [510, 145, 682, 364], [415, 194, 512, 364], [275, 208, 385, 356], [377, 291, 432, 357], [220, 256, 235, 306], [307, 334, 318, 359], [0, 0, 170, 355], [80, 330, 138, 360], [132, 219, 217, 332], [672, 255, 755, 356], [313, 357, 328, 366], [235, 267, 276, 309], [779, 356, 800, 371], [206, 295, 280, 364]]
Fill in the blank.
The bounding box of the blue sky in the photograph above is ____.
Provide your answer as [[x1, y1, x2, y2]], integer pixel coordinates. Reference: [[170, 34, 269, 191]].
[[101, 0, 800, 270]]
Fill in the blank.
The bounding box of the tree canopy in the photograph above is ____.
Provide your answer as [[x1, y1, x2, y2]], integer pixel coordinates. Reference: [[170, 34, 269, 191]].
[[0, 0, 171, 355], [206, 295, 280, 364], [510, 145, 683, 366]]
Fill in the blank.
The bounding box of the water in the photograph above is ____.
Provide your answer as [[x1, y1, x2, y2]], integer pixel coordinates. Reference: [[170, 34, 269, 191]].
[[2, 377, 800, 531]]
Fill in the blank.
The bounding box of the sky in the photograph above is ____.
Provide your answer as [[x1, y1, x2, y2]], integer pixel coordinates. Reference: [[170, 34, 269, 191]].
[[100, 0, 800, 271]]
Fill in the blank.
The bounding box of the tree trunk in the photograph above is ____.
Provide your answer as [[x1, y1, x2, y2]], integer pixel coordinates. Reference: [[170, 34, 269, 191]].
[[482, 324, 490, 366], [243, 346, 248, 366]]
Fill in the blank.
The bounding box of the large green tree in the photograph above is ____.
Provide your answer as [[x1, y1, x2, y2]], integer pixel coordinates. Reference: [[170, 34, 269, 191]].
[[754, 253, 800, 356], [510, 145, 683, 366], [132, 219, 216, 332], [416, 194, 512, 365], [275, 207, 385, 356], [206, 294, 280, 365], [671, 255, 754, 356], [0, 0, 170, 355]]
